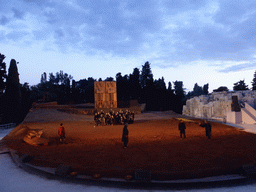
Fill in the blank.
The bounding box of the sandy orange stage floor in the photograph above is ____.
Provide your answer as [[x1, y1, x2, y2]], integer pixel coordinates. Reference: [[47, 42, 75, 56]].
[[3, 109, 256, 180]]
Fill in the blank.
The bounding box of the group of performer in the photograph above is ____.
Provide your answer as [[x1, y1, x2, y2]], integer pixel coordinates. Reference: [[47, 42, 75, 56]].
[[58, 118, 211, 149], [179, 120, 212, 139], [94, 109, 135, 126]]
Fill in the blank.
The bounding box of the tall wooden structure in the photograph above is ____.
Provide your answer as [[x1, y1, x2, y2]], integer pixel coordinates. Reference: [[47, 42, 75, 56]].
[[94, 81, 117, 109]]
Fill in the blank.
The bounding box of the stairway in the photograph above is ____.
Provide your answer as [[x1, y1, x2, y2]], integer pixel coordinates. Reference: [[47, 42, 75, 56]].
[[241, 103, 256, 124]]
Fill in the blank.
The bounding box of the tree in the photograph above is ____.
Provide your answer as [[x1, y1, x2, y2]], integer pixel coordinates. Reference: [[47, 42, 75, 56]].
[[129, 67, 141, 100], [20, 82, 33, 122], [49, 72, 56, 84], [140, 61, 153, 89], [104, 77, 114, 81], [0, 53, 7, 95], [173, 81, 185, 114], [203, 83, 209, 95], [166, 81, 175, 110], [252, 70, 256, 90], [174, 81, 185, 97], [140, 61, 154, 109], [168, 82, 173, 93], [152, 77, 167, 110], [2, 59, 22, 124], [213, 86, 229, 92], [54, 70, 73, 85], [192, 83, 203, 96], [116, 72, 129, 102], [233, 80, 249, 91], [74, 77, 95, 103], [154, 77, 166, 90], [40, 72, 47, 84]]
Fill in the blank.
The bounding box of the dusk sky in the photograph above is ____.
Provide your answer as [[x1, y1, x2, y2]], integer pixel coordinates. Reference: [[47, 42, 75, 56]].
[[1, 0, 256, 92]]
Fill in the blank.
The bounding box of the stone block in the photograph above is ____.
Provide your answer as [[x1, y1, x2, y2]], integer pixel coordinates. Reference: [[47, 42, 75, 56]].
[[231, 96, 241, 112]]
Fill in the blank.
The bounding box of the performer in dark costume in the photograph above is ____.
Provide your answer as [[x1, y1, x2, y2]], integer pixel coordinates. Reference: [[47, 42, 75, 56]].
[[178, 120, 186, 139], [200, 120, 212, 139], [122, 123, 129, 148]]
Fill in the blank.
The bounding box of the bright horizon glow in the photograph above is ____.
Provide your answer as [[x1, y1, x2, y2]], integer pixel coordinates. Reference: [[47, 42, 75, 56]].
[[1, 0, 256, 93]]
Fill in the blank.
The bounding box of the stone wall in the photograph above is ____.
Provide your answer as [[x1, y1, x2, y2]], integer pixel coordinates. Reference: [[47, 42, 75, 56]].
[[183, 90, 256, 123]]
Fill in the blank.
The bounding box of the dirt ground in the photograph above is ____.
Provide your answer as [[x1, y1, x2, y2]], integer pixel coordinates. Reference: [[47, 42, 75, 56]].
[[4, 108, 256, 180]]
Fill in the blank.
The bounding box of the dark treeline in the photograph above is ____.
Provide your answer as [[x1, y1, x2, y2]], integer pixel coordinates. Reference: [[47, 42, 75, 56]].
[[2, 51, 256, 125], [30, 61, 188, 113]]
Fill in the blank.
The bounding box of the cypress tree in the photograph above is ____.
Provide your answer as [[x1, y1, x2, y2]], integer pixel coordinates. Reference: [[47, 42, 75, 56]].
[[252, 71, 256, 90], [0, 53, 7, 95], [140, 61, 154, 109], [0, 53, 7, 122], [3, 59, 22, 124]]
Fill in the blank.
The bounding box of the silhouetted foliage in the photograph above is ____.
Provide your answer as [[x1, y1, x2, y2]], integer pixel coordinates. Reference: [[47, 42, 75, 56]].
[[116, 72, 129, 101], [140, 61, 153, 89], [187, 83, 209, 98], [166, 81, 175, 111], [252, 71, 256, 90], [173, 81, 186, 114], [22, 61, 256, 116], [0, 53, 7, 119], [2, 59, 22, 124], [104, 77, 114, 81], [203, 83, 209, 95], [29, 61, 191, 114], [40, 72, 47, 84], [151, 77, 167, 111], [233, 80, 249, 91], [30, 71, 74, 104], [129, 68, 141, 101], [140, 61, 155, 110], [24, 58, 199, 114], [19, 82, 33, 123], [0, 53, 7, 94], [193, 83, 203, 96], [75, 77, 95, 103], [213, 86, 229, 92], [174, 81, 185, 98]]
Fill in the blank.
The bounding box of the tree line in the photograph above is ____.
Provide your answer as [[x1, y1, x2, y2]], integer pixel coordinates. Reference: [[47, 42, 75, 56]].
[[30, 64, 256, 113], [2, 52, 256, 124], [31, 61, 187, 113]]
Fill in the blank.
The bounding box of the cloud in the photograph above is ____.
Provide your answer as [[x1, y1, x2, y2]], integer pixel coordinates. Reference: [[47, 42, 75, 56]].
[[161, 0, 208, 13], [213, 1, 256, 25], [0, 15, 10, 25], [218, 62, 256, 73], [2, 0, 256, 69], [6, 31, 30, 42], [12, 8, 25, 19]]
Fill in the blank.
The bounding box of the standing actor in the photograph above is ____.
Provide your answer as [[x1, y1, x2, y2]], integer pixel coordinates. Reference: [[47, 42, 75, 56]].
[[178, 120, 186, 139], [122, 123, 129, 148], [200, 120, 212, 139], [58, 123, 66, 143]]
